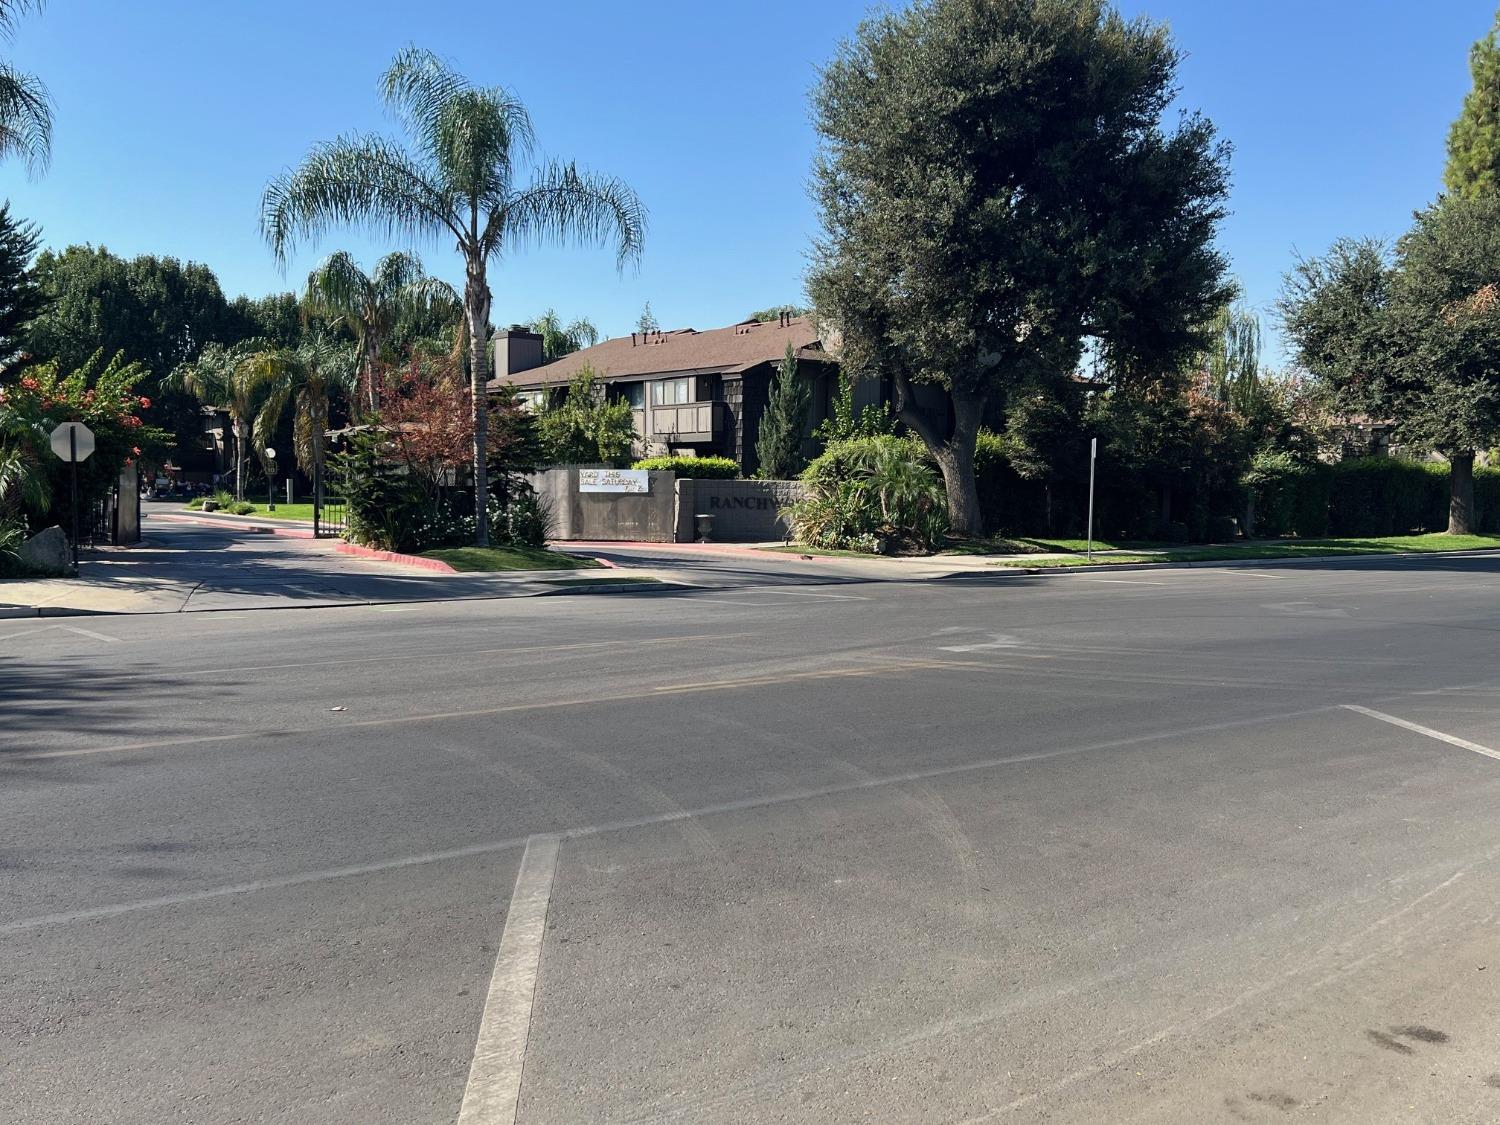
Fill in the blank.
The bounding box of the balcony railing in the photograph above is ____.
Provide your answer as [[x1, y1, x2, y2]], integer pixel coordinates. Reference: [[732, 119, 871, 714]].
[[649, 401, 726, 444]]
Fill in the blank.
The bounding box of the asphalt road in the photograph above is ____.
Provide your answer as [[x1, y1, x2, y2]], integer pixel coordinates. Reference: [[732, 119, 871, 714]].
[[5, 554, 1500, 1123]]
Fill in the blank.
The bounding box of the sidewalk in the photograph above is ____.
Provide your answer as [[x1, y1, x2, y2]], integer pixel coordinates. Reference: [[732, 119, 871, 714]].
[[0, 516, 677, 617]]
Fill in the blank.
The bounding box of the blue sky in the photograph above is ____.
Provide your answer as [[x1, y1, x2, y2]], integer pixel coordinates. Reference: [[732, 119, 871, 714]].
[[1, 1, 1493, 364]]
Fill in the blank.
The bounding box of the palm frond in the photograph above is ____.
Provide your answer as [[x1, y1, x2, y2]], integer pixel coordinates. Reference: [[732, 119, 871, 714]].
[[497, 161, 647, 271], [261, 134, 460, 264], [371, 249, 426, 297], [0, 61, 51, 175], [0, 1, 44, 42], [382, 46, 534, 172], [304, 250, 372, 328]]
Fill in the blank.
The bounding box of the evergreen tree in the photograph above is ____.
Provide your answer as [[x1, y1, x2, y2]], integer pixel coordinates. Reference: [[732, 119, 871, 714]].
[[755, 342, 811, 479], [636, 302, 659, 335], [809, 0, 1231, 534], [0, 202, 44, 379], [1446, 11, 1500, 200]]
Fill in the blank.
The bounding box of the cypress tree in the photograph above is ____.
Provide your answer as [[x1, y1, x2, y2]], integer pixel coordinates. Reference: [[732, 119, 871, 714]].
[[755, 342, 811, 479], [1446, 12, 1500, 199]]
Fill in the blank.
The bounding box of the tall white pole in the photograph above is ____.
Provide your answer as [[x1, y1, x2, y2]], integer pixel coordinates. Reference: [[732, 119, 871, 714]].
[[1086, 436, 1098, 562]]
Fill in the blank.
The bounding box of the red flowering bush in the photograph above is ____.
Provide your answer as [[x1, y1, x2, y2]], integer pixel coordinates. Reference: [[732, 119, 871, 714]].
[[0, 350, 168, 529]]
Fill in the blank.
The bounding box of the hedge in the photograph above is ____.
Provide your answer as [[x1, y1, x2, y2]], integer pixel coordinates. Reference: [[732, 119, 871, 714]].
[[977, 443, 1500, 542], [630, 455, 740, 479]]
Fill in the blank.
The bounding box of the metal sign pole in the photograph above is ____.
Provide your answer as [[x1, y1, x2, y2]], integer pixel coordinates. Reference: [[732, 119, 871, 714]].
[[69, 427, 79, 568], [1086, 436, 1098, 563]]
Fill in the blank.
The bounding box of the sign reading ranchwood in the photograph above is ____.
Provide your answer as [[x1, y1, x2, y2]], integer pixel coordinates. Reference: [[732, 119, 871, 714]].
[[578, 468, 651, 494]]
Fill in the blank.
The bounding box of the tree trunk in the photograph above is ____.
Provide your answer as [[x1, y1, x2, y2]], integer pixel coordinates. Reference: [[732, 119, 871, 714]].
[[364, 330, 381, 416], [931, 390, 985, 538], [234, 419, 246, 501], [895, 376, 986, 538], [1242, 489, 1256, 539], [1448, 450, 1476, 535], [1044, 481, 1053, 533], [465, 265, 492, 549]]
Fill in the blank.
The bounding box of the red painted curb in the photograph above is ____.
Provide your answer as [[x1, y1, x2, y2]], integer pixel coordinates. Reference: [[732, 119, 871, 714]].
[[334, 543, 457, 572]]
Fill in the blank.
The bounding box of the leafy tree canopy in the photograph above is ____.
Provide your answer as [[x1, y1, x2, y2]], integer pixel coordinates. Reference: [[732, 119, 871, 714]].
[[1281, 195, 1500, 532], [0, 201, 45, 379], [808, 0, 1232, 534]]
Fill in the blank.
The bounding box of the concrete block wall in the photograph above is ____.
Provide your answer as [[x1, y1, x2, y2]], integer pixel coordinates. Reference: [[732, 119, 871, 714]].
[[675, 479, 805, 542]]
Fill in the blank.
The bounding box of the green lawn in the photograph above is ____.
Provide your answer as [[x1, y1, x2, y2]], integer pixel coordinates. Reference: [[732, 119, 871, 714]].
[[419, 546, 601, 572], [994, 532, 1500, 569], [184, 501, 318, 521], [942, 535, 1157, 555]]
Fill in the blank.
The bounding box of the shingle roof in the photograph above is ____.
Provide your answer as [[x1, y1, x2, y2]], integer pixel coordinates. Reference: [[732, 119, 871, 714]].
[[489, 316, 829, 391]]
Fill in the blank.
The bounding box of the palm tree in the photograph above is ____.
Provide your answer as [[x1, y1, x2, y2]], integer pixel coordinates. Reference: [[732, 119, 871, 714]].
[[0, 1, 51, 175], [531, 308, 599, 362], [245, 337, 358, 503], [262, 47, 646, 546], [166, 340, 267, 501], [303, 249, 457, 416]]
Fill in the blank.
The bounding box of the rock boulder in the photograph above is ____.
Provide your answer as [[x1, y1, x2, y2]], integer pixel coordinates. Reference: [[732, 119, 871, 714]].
[[18, 526, 70, 574]]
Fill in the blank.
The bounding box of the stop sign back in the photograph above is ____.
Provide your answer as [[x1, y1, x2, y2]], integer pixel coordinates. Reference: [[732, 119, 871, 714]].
[[49, 421, 95, 462]]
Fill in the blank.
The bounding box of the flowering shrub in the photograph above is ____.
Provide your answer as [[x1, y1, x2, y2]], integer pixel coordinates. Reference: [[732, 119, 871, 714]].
[[0, 350, 168, 529]]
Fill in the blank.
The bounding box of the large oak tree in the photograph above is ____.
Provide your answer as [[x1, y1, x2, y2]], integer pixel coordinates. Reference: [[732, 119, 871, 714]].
[[808, 0, 1232, 534]]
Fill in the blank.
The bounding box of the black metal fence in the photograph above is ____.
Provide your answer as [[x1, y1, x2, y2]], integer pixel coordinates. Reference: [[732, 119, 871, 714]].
[[313, 496, 348, 538]]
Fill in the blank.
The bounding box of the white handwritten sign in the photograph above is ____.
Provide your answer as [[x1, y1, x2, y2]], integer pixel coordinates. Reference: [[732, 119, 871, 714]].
[[579, 468, 650, 494]]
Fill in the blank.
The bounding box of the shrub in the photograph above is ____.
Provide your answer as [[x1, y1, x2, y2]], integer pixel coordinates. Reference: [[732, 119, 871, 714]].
[[1326, 457, 1446, 535], [1207, 515, 1239, 542], [631, 455, 740, 478], [786, 434, 948, 553], [228, 501, 256, 515], [536, 367, 636, 465], [184, 497, 205, 510]]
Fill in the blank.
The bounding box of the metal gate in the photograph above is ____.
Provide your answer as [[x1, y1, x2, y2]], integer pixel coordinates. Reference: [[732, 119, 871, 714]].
[[313, 494, 347, 538]]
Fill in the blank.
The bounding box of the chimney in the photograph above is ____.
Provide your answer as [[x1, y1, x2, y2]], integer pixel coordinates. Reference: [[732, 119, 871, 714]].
[[492, 327, 545, 380], [631, 332, 637, 347]]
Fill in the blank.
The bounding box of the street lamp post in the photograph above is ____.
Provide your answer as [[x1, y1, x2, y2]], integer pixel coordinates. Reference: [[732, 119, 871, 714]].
[[265, 448, 277, 511]]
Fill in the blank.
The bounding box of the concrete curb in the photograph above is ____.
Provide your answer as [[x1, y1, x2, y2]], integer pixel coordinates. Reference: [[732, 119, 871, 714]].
[[532, 580, 679, 597], [944, 546, 1500, 579], [334, 543, 458, 572]]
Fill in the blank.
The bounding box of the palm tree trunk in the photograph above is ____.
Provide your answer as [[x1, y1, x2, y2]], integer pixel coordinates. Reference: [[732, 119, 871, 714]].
[[364, 332, 381, 416], [234, 420, 246, 501], [465, 262, 492, 548]]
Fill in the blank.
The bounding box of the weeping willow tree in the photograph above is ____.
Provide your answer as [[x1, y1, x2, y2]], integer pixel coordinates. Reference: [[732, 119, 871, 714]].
[[0, 0, 51, 176], [303, 250, 457, 416], [262, 47, 646, 546], [1203, 304, 1263, 415]]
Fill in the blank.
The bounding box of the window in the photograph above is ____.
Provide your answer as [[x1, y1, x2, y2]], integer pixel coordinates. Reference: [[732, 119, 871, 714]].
[[515, 389, 545, 411], [623, 383, 645, 409], [651, 377, 691, 406]]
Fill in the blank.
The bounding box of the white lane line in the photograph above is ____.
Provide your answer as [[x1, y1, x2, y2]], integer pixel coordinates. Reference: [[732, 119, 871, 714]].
[[1341, 704, 1500, 762], [1, 704, 1333, 935], [771, 590, 869, 600], [458, 834, 559, 1125], [59, 625, 121, 643], [1076, 578, 1170, 585], [1231, 570, 1287, 580]]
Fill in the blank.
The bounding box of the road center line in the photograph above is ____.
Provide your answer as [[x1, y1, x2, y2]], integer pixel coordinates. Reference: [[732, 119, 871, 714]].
[[1341, 704, 1500, 761], [458, 834, 559, 1125], [59, 625, 121, 643]]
